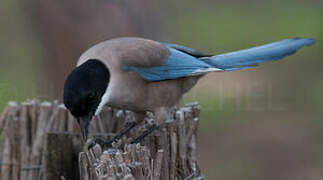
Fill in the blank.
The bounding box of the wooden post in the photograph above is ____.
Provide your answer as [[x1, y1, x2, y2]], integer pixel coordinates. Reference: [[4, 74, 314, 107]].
[[0, 100, 203, 180], [43, 133, 82, 180], [79, 103, 203, 180]]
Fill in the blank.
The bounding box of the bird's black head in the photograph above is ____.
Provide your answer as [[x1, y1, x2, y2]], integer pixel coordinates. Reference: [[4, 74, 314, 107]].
[[63, 59, 110, 140]]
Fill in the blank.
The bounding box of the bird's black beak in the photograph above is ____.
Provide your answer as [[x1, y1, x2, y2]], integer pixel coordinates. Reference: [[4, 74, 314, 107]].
[[78, 116, 91, 140]]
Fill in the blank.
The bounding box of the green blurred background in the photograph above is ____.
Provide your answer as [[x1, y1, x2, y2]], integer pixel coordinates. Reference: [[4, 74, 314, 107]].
[[0, 0, 322, 179]]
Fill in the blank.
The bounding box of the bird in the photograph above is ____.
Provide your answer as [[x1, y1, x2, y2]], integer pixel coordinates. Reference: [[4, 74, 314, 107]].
[[63, 37, 315, 146]]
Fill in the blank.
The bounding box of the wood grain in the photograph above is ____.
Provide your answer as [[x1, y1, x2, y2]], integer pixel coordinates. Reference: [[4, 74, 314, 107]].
[[0, 100, 203, 180]]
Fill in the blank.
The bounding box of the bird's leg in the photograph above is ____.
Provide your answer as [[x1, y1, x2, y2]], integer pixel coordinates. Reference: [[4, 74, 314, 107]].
[[90, 121, 138, 148], [130, 107, 170, 144], [130, 124, 159, 144], [88, 112, 145, 150]]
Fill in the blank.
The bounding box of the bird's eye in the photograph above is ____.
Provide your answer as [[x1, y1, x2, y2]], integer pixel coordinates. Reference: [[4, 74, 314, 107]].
[[88, 92, 96, 102], [89, 93, 94, 99]]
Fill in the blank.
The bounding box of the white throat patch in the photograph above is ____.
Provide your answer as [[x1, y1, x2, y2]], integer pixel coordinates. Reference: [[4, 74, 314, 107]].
[[95, 84, 111, 116]]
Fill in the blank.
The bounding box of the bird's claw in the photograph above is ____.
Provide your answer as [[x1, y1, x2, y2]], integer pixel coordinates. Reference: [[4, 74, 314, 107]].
[[87, 137, 114, 150]]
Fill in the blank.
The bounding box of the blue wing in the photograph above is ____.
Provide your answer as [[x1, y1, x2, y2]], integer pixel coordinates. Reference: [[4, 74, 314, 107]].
[[123, 38, 314, 81], [123, 47, 221, 81], [160, 42, 210, 58]]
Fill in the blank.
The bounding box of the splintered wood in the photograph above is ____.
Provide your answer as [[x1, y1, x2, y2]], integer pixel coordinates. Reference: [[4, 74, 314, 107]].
[[0, 100, 82, 180], [80, 103, 202, 180], [0, 100, 203, 180]]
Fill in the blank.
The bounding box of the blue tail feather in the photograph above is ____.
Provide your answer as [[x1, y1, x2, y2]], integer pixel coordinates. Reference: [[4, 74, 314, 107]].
[[202, 38, 315, 71]]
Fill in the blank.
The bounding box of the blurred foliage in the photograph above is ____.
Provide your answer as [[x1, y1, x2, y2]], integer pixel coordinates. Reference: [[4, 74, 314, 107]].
[[0, 0, 49, 109], [0, 0, 322, 126], [0, 0, 322, 127], [165, 0, 323, 129]]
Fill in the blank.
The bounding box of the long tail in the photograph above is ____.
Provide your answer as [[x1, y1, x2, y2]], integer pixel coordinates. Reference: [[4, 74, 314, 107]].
[[201, 38, 315, 71]]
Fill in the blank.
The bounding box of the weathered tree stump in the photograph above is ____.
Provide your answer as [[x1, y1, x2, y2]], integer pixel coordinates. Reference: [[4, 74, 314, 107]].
[[0, 100, 203, 180], [80, 103, 202, 180]]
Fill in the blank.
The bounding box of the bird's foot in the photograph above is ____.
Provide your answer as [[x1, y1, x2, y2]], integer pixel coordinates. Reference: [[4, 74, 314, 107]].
[[130, 124, 159, 144], [87, 121, 140, 150], [87, 137, 114, 150]]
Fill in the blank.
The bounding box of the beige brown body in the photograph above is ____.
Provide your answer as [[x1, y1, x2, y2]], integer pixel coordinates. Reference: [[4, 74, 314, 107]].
[[64, 37, 314, 139], [77, 37, 201, 122]]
